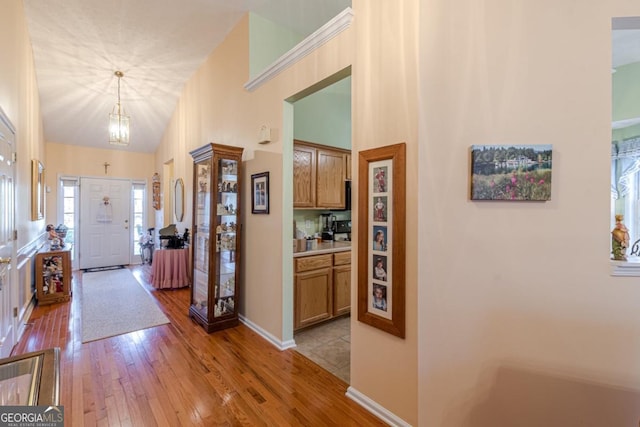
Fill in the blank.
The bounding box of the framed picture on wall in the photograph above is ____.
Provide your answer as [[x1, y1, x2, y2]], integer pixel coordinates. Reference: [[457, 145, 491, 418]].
[[358, 143, 406, 338], [31, 159, 44, 220], [251, 171, 269, 214], [152, 173, 161, 210], [470, 144, 553, 201]]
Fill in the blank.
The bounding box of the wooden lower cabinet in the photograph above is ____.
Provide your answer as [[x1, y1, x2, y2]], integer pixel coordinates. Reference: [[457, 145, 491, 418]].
[[333, 264, 351, 317], [294, 251, 351, 331], [294, 268, 332, 330]]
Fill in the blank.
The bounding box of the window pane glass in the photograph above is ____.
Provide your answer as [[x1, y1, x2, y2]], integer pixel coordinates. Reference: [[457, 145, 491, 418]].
[[132, 185, 146, 258], [63, 214, 74, 227], [63, 198, 74, 213]]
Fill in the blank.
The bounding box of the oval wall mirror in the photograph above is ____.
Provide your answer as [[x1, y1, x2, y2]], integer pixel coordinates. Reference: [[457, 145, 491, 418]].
[[174, 178, 184, 222]]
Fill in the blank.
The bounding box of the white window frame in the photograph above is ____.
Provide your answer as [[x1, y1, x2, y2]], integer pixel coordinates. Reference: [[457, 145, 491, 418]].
[[57, 175, 79, 270], [131, 180, 148, 263]]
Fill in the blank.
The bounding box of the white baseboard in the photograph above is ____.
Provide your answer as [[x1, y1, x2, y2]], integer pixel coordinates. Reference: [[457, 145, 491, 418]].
[[346, 386, 411, 427], [239, 314, 296, 351], [240, 315, 407, 426], [16, 299, 35, 343]]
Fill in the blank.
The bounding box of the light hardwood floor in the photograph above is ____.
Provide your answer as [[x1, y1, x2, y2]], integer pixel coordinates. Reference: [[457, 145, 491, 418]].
[[12, 265, 386, 426]]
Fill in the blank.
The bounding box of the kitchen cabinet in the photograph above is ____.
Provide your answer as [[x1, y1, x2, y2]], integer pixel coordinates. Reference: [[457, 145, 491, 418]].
[[35, 245, 72, 305], [189, 142, 244, 333], [294, 267, 333, 330], [294, 251, 351, 330], [293, 140, 348, 209], [332, 251, 351, 316], [293, 143, 316, 208]]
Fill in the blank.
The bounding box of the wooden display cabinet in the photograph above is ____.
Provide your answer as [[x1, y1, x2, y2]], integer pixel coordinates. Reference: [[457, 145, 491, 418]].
[[35, 246, 72, 305], [189, 143, 244, 333]]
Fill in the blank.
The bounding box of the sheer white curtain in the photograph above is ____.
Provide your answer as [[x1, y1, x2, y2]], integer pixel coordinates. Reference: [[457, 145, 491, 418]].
[[613, 138, 640, 250]]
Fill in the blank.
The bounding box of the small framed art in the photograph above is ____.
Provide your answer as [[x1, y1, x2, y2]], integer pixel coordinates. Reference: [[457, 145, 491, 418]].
[[251, 171, 269, 214], [358, 143, 406, 338], [470, 144, 552, 201]]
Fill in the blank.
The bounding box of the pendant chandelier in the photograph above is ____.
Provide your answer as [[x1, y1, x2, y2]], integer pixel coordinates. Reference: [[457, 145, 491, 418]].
[[109, 70, 130, 146]]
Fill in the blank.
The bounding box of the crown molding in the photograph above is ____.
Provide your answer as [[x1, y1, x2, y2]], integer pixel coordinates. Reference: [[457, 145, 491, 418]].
[[244, 7, 353, 92]]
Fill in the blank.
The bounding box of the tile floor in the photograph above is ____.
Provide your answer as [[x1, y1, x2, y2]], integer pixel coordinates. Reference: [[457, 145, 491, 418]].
[[294, 315, 351, 383]]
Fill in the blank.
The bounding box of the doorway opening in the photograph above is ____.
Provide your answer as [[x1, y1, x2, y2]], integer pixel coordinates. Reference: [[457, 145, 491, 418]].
[[285, 67, 352, 382]]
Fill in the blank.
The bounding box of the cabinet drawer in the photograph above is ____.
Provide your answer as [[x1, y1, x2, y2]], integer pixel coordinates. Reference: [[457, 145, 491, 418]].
[[295, 254, 333, 273], [333, 251, 351, 266]]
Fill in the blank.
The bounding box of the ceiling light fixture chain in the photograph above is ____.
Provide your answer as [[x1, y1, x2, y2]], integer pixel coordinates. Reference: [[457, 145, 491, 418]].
[[109, 70, 130, 147]]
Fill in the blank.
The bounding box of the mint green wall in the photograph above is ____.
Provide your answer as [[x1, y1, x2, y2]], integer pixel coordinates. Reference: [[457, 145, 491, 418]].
[[249, 13, 303, 79], [613, 123, 640, 142], [293, 77, 351, 149], [612, 62, 640, 123]]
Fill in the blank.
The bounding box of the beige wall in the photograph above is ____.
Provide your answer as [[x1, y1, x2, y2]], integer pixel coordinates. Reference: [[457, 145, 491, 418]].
[[242, 150, 283, 334], [419, 0, 640, 425], [155, 9, 421, 424], [45, 143, 155, 226], [350, 0, 419, 423], [155, 15, 354, 341], [0, 0, 45, 248]]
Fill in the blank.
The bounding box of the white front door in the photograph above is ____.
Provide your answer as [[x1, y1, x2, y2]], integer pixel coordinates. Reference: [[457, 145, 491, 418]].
[[0, 109, 16, 358], [79, 178, 131, 269]]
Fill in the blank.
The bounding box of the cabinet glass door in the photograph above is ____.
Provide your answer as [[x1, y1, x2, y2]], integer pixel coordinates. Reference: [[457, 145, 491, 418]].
[[189, 142, 243, 332], [42, 254, 64, 295], [214, 158, 238, 317], [192, 160, 211, 318]]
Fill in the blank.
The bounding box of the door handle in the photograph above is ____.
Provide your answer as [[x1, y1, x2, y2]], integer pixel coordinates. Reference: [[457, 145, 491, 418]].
[[0, 257, 10, 264]]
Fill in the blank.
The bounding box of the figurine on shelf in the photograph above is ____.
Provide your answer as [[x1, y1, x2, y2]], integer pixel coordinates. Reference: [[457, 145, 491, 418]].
[[612, 214, 631, 261], [46, 224, 65, 248], [46, 224, 58, 240]]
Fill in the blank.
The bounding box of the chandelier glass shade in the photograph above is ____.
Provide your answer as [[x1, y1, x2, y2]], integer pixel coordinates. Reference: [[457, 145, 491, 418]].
[[109, 71, 130, 146]]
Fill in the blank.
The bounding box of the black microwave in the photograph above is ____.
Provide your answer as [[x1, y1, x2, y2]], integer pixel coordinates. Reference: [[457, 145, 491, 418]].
[[343, 180, 351, 211], [331, 180, 351, 211]]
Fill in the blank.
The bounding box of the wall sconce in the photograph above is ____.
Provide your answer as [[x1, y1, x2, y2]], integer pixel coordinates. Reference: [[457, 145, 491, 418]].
[[258, 125, 271, 144]]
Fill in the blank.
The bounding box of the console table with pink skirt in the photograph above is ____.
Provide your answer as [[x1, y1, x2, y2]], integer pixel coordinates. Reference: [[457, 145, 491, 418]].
[[150, 248, 191, 289]]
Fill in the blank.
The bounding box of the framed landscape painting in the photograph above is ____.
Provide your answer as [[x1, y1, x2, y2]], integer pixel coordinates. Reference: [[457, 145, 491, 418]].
[[470, 144, 553, 201]]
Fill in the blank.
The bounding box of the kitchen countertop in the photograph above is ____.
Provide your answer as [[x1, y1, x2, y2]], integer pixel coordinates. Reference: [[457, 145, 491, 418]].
[[293, 241, 351, 257]]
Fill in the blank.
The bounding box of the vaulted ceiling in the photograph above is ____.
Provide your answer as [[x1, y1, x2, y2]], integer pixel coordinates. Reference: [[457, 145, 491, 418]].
[[23, 0, 350, 153]]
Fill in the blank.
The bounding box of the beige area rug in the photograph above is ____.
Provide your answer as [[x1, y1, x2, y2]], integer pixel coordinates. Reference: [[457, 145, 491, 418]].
[[81, 269, 170, 343]]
